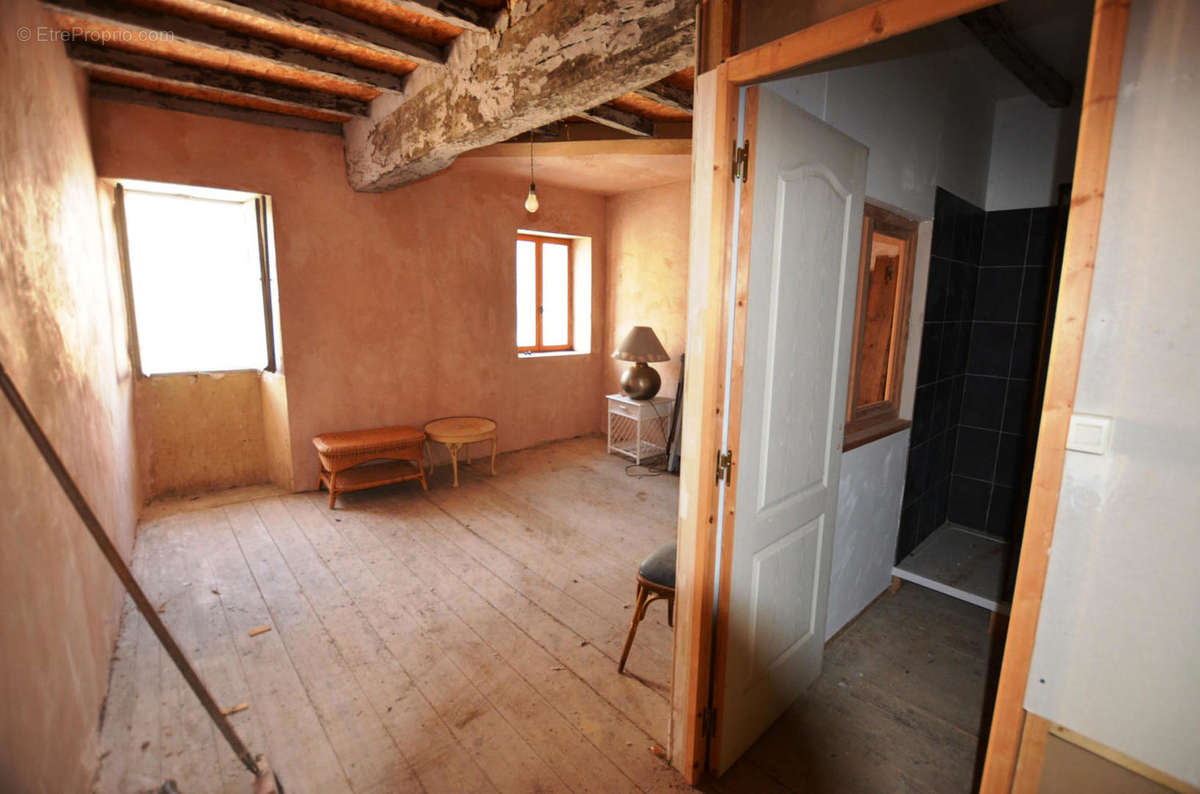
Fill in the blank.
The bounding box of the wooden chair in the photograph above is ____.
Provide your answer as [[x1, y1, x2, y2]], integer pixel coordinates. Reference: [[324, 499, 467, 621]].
[[618, 541, 676, 673]]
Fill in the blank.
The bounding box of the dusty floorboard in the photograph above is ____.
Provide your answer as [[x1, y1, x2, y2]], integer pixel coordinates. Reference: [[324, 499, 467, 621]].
[[94, 437, 992, 794]]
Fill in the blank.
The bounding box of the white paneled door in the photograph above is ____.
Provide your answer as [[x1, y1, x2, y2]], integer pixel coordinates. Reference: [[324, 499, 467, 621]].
[[716, 87, 868, 772]]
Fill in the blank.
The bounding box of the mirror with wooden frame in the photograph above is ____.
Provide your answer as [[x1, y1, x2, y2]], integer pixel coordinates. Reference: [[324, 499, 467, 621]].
[[844, 202, 918, 449]]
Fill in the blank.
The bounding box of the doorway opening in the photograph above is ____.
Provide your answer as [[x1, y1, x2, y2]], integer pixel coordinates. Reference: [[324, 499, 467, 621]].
[[688, 1, 1098, 789]]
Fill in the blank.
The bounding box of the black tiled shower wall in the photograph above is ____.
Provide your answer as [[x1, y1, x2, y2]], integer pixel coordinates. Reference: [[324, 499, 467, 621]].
[[897, 190, 1058, 561], [897, 189, 981, 562], [949, 205, 1056, 540]]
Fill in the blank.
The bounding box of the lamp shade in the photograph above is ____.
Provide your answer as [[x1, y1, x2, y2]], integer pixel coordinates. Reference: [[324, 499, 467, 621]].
[[612, 326, 669, 363]]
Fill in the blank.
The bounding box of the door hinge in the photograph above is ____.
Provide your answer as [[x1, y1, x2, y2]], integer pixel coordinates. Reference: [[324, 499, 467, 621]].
[[715, 450, 733, 487], [701, 706, 717, 739], [731, 141, 750, 182]]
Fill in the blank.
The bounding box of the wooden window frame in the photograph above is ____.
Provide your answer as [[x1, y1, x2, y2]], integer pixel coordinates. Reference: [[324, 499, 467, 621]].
[[515, 233, 575, 354], [843, 203, 917, 451]]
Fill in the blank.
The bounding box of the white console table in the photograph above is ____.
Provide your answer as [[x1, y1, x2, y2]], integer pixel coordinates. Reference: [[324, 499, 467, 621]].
[[606, 393, 674, 465]]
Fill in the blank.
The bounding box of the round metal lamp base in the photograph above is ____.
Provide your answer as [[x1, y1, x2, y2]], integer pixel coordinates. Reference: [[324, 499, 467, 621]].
[[620, 362, 662, 400]]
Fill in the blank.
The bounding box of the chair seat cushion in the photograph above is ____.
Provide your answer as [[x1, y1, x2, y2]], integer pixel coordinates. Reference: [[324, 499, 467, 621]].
[[638, 541, 677, 589]]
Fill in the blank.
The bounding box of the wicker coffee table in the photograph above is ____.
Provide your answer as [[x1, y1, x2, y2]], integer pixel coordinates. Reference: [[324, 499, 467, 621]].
[[423, 416, 497, 488]]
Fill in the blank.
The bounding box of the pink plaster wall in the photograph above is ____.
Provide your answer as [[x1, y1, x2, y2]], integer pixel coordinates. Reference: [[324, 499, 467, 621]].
[[0, 4, 139, 790], [604, 180, 691, 399], [89, 101, 610, 491]]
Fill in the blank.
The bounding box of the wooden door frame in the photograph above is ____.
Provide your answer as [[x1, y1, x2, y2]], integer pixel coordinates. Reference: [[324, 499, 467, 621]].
[[670, 0, 1129, 787]]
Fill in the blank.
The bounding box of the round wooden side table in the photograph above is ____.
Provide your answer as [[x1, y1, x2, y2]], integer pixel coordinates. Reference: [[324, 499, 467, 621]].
[[423, 416, 498, 488]]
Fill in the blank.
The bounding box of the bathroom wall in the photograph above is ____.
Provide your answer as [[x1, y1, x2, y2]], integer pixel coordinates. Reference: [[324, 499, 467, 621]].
[[896, 188, 981, 560], [950, 206, 1057, 538], [899, 188, 1059, 554], [1025, 2, 1200, 781]]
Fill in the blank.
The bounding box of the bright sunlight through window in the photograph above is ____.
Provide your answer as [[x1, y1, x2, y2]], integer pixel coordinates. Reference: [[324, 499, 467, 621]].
[[119, 181, 274, 376], [516, 233, 575, 353]]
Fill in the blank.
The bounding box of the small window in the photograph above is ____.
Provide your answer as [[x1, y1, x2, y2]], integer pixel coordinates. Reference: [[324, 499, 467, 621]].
[[844, 203, 917, 449], [516, 234, 574, 353], [115, 181, 276, 376]]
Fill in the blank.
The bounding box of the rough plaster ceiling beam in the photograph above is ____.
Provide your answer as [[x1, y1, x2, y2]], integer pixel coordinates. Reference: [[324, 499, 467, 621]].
[[344, 0, 694, 191], [959, 6, 1072, 108], [578, 104, 654, 137], [634, 79, 693, 114], [67, 42, 370, 116], [217, 0, 446, 66], [44, 0, 408, 93], [90, 80, 343, 134], [377, 0, 496, 33]]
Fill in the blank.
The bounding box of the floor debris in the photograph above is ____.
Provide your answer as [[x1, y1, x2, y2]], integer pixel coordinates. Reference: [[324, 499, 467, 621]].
[[221, 703, 249, 716], [248, 625, 272, 637]]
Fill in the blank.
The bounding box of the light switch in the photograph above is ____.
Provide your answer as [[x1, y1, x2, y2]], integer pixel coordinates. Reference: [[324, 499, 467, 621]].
[[1066, 413, 1112, 455]]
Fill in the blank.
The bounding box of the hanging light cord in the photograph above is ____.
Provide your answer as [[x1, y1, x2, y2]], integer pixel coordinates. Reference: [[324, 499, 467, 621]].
[[529, 129, 535, 185]]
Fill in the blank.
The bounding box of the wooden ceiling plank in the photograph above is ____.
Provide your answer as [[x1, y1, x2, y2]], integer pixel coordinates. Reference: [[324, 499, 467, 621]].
[[959, 6, 1072, 108], [68, 41, 369, 116], [90, 79, 344, 133], [216, 0, 446, 66], [578, 104, 654, 138], [372, 0, 493, 33], [44, 0, 408, 92], [634, 79, 693, 114]]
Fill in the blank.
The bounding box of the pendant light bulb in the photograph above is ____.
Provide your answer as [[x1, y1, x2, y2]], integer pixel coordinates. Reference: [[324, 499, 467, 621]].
[[524, 130, 539, 212]]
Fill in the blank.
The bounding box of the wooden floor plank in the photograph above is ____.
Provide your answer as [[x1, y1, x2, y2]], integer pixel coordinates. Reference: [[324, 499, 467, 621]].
[[336, 492, 683, 788], [224, 500, 417, 794], [151, 515, 227, 794], [94, 594, 141, 793], [120, 526, 164, 793], [409, 489, 676, 687], [273, 496, 497, 794], [94, 438, 996, 794], [204, 507, 352, 793], [268, 494, 561, 794], [429, 477, 678, 645], [304, 495, 622, 793]]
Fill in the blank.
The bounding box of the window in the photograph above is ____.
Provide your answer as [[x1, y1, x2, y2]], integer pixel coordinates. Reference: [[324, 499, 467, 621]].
[[516, 234, 574, 353], [844, 203, 917, 449], [116, 180, 276, 376]]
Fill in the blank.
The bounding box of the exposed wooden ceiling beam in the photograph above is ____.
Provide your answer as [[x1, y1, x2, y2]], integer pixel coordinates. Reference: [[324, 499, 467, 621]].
[[376, 0, 496, 34], [215, 0, 445, 66], [344, 0, 693, 190], [960, 6, 1072, 108], [526, 121, 566, 140], [90, 80, 343, 134], [578, 104, 654, 137], [634, 80, 693, 114], [44, 0, 408, 93], [68, 42, 369, 116]]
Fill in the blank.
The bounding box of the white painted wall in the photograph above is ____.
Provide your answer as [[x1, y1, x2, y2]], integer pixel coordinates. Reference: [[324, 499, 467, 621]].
[[985, 94, 1064, 211], [1024, 1, 1200, 785], [826, 429, 909, 639], [767, 48, 995, 219]]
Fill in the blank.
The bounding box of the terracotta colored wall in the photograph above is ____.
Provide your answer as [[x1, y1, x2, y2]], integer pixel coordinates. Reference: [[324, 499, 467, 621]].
[[0, 4, 139, 791], [605, 180, 691, 399], [260, 371, 294, 491], [134, 372, 270, 498], [89, 101, 609, 490]]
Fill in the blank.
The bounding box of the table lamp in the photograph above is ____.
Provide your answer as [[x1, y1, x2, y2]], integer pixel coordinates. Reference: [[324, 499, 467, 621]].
[[613, 326, 670, 400]]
